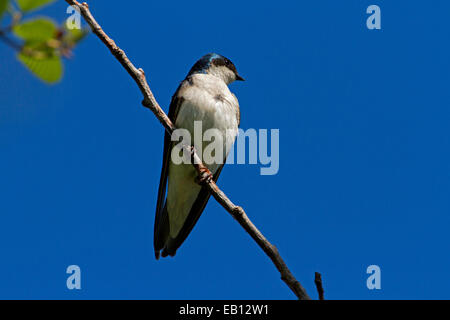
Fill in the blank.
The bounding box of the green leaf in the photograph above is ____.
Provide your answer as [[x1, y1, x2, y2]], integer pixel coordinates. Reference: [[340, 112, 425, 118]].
[[63, 26, 88, 46], [13, 18, 57, 42], [18, 48, 63, 83], [0, 0, 8, 19], [17, 0, 55, 13]]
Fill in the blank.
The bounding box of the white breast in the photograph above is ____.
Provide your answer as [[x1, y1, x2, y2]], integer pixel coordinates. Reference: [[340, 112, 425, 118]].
[[175, 74, 238, 171], [166, 73, 239, 237]]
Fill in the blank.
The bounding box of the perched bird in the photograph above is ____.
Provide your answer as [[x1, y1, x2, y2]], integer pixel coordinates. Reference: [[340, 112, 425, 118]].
[[154, 53, 244, 259]]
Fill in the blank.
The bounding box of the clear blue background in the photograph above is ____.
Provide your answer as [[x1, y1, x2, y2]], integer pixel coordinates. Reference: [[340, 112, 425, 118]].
[[1, 0, 449, 299]]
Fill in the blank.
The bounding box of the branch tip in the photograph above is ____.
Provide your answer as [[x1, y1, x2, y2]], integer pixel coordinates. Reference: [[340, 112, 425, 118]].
[[314, 272, 325, 300]]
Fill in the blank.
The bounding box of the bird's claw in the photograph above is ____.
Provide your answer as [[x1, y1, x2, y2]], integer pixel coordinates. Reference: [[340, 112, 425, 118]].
[[195, 167, 213, 185]]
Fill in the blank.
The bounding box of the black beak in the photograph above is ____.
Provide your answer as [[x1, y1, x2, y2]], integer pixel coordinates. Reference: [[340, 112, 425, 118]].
[[235, 73, 245, 81]]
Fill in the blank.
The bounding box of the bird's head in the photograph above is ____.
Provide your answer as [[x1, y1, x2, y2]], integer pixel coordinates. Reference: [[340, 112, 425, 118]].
[[187, 53, 244, 85]]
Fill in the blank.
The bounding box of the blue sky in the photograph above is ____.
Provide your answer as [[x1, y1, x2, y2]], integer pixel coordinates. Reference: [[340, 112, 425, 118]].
[[1, 0, 450, 299]]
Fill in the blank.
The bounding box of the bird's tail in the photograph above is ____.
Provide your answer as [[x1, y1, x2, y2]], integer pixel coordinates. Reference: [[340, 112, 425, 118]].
[[154, 204, 170, 259]]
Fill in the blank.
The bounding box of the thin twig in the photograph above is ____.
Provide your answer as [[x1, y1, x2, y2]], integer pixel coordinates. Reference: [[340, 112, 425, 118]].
[[64, 0, 311, 300], [314, 272, 325, 300], [0, 32, 22, 51], [0, 11, 26, 52], [0, 14, 23, 52]]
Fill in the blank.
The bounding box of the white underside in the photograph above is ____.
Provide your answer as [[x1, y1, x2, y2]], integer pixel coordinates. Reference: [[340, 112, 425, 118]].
[[166, 73, 239, 237]]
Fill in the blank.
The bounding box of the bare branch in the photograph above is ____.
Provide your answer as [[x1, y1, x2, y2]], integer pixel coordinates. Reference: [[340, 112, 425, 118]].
[[314, 272, 325, 300], [64, 0, 311, 300]]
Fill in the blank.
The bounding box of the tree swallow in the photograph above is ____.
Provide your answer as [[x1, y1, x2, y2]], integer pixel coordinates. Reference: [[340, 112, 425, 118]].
[[154, 53, 244, 259]]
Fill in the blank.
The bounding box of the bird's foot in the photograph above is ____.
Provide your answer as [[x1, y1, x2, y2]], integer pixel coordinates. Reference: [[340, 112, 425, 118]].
[[195, 167, 213, 185]]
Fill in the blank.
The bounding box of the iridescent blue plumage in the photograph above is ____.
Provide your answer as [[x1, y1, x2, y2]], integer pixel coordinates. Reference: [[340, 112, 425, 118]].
[[187, 53, 223, 75]]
